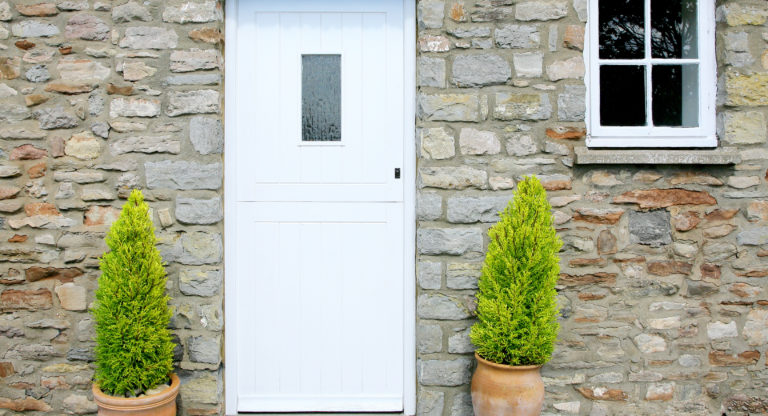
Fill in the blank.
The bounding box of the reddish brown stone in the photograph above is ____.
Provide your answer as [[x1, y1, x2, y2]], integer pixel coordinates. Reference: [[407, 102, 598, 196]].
[[647, 261, 693, 276], [15, 3, 58, 16], [24, 267, 83, 283], [573, 208, 624, 224], [735, 269, 768, 278], [721, 300, 754, 306], [0, 57, 20, 80], [669, 172, 723, 186], [613, 189, 716, 210], [578, 292, 606, 301], [0, 362, 14, 377], [84, 205, 120, 226], [597, 230, 617, 255], [449, 2, 466, 21], [0, 288, 53, 311], [559, 273, 617, 287], [41, 375, 70, 390], [569, 258, 607, 267], [612, 256, 646, 264], [0, 397, 52, 412], [106, 83, 133, 96], [189, 27, 223, 44], [701, 263, 721, 280], [730, 283, 762, 298], [58, 46, 72, 55], [671, 211, 700, 231], [24, 202, 59, 216], [0, 269, 22, 285], [577, 387, 628, 401], [25, 93, 49, 107], [10, 144, 47, 160], [645, 384, 674, 401], [14, 40, 35, 50], [49, 135, 65, 157], [704, 208, 739, 222], [8, 382, 36, 389], [709, 350, 760, 366], [563, 25, 585, 50], [44, 82, 96, 94], [7, 234, 27, 243], [27, 162, 46, 179], [726, 394, 768, 414], [546, 126, 586, 140], [0, 186, 20, 200]]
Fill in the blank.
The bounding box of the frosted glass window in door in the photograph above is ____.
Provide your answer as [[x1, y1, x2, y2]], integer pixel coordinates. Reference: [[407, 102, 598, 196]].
[[302, 54, 341, 141]]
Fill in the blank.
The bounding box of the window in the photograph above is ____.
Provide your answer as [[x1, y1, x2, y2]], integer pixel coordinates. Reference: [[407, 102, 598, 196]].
[[302, 54, 342, 142], [587, 0, 715, 148]]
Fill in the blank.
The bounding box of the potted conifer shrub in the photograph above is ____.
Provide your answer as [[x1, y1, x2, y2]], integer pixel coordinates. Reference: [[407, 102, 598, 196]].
[[91, 190, 179, 416], [470, 176, 562, 416]]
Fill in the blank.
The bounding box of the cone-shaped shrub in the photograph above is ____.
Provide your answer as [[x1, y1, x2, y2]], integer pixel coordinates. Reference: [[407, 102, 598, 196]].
[[470, 176, 562, 366], [92, 189, 175, 396]]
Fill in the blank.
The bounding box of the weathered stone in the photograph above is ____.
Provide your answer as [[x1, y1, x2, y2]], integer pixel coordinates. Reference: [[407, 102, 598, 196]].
[[417, 228, 483, 255], [166, 90, 220, 116], [727, 175, 760, 189], [629, 210, 671, 247], [65, 132, 101, 160], [62, 394, 97, 414], [25, 266, 82, 283], [496, 24, 540, 49], [512, 52, 543, 78], [417, 193, 442, 221], [538, 174, 571, 191], [175, 197, 222, 224], [189, 27, 223, 44], [64, 13, 109, 40], [83, 205, 120, 226], [419, 127, 455, 160], [417, 56, 446, 88], [170, 49, 220, 72], [112, 1, 151, 22], [504, 133, 537, 156], [189, 116, 223, 154], [634, 333, 666, 353], [417, 358, 472, 386], [726, 72, 768, 106], [145, 161, 222, 190], [737, 227, 768, 246], [573, 208, 624, 224], [179, 268, 221, 297], [647, 261, 692, 276], [614, 189, 717, 209], [0, 57, 20, 80], [0, 397, 52, 412], [110, 97, 161, 118], [418, 93, 481, 121], [122, 61, 157, 81], [548, 56, 585, 81], [719, 3, 768, 26], [419, 34, 451, 52], [111, 135, 180, 155], [709, 350, 760, 366], [119, 26, 178, 49], [447, 195, 509, 223], [417, 390, 444, 416], [180, 373, 220, 405], [557, 84, 586, 121], [452, 54, 510, 87], [160, 232, 222, 265], [163, 1, 221, 23], [34, 107, 79, 129], [54, 170, 105, 183], [419, 166, 486, 189], [1, 288, 52, 311], [164, 73, 221, 86], [576, 387, 628, 401], [645, 383, 674, 401], [81, 186, 116, 201], [724, 111, 766, 144], [743, 309, 768, 346], [747, 201, 768, 222], [26, 65, 50, 83], [515, 1, 568, 21], [418, 261, 441, 290], [12, 20, 60, 37], [16, 3, 58, 16], [708, 321, 738, 340], [563, 24, 585, 50], [459, 128, 500, 155], [494, 92, 551, 121], [595, 230, 617, 255], [188, 335, 220, 364], [10, 144, 47, 160]]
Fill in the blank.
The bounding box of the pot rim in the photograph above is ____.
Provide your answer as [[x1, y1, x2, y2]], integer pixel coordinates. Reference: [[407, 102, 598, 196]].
[[475, 352, 543, 371], [92, 372, 180, 410]]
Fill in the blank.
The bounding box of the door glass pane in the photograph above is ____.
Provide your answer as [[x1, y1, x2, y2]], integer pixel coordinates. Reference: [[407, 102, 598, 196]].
[[652, 0, 697, 58], [652, 64, 698, 127], [600, 65, 646, 126], [302, 54, 341, 142], [599, 0, 645, 59]]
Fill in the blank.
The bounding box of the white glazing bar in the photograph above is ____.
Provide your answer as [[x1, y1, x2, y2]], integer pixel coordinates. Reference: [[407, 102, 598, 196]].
[[599, 58, 700, 65], [645, 0, 653, 127]]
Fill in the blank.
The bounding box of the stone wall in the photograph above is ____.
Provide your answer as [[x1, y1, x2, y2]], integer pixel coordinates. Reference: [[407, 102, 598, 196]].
[[415, 1, 768, 415], [0, 1, 224, 415]]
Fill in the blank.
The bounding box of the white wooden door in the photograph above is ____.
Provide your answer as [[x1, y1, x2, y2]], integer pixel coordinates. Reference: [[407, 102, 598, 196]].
[[229, 0, 407, 412]]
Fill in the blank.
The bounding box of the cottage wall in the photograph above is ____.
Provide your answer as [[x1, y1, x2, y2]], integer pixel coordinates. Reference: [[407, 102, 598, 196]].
[[415, 0, 768, 415], [0, 1, 224, 414]]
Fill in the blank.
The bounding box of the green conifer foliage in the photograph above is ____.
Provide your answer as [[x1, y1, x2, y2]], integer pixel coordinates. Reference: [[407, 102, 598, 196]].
[[92, 190, 175, 396], [470, 176, 562, 366]]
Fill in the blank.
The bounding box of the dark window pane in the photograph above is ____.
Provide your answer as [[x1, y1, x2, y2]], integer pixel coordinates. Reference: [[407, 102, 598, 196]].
[[600, 65, 646, 126], [302, 54, 341, 142], [599, 0, 645, 59], [652, 64, 698, 127], [652, 0, 697, 58]]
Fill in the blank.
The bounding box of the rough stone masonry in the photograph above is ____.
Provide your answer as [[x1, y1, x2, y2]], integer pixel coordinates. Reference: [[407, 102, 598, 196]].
[[0, 0, 224, 415], [415, 0, 768, 415]]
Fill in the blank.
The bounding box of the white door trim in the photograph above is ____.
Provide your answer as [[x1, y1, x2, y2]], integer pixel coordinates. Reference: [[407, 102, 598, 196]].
[[223, 1, 417, 414]]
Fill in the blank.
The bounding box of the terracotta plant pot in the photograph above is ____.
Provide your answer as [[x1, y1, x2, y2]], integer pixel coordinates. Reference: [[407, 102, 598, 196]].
[[471, 353, 544, 416], [92, 373, 180, 416]]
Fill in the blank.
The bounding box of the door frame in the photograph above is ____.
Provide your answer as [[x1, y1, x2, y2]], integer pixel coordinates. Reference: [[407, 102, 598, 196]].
[[223, 1, 417, 414]]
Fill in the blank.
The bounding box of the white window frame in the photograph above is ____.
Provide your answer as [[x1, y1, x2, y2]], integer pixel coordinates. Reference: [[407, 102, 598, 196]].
[[586, 0, 717, 148]]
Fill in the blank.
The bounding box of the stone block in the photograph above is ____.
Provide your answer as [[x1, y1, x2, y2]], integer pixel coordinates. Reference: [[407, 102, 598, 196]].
[[419, 166, 487, 190], [629, 210, 671, 247], [513, 52, 543, 78], [166, 90, 220, 116], [418, 0, 444, 29], [723, 111, 766, 144], [11, 20, 59, 37], [145, 161, 222, 190], [180, 269, 222, 297], [175, 197, 223, 224], [446, 263, 482, 289], [418, 261, 442, 290], [417, 358, 472, 386], [163, 1, 221, 23], [515, 1, 568, 21], [418, 93, 482, 121], [417, 228, 483, 255], [418, 56, 446, 88], [111, 135, 180, 155], [160, 232, 223, 265], [119, 26, 178, 49], [417, 323, 442, 353], [446, 195, 509, 223], [558, 84, 586, 121], [417, 390, 444, 416], [452, 54, 511, 87], [459, 128, 500, 155], [494, 92, 551, 121], [189, 116, 223, 154], [109, 97, 161, 118], [64, 13, 109, 40], [496, 24, 540, 49], [188, 335, 221, 364], [417, 192, 442, 221]]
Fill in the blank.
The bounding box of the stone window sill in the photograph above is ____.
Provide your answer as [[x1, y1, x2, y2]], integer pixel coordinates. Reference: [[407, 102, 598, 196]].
[[574, 146, 741, 165]]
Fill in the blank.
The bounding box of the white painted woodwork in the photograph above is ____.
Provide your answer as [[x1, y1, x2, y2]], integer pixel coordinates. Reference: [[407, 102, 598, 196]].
[[227, 0, 410, 413]]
